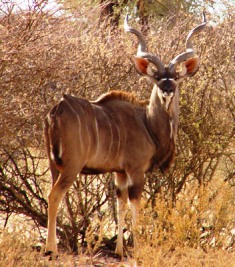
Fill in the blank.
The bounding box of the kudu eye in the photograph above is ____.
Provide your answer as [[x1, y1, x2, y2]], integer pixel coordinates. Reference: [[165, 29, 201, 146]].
[[154, 72, 162, 81]]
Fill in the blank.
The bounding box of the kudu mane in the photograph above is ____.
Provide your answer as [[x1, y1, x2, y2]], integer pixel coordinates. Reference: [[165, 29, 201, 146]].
[[94, 90, 148, 107]]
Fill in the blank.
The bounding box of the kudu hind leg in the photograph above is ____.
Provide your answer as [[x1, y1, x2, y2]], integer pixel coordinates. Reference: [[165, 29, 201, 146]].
[[115, 173, 128, 257], [45, 172, 78, 256]]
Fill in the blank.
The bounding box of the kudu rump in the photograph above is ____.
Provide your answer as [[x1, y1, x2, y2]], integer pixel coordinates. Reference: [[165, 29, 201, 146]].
[[44, 14, 207, 257]]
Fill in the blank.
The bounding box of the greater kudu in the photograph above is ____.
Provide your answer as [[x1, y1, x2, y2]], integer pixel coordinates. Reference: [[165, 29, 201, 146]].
[[44, 14, 207, 258]]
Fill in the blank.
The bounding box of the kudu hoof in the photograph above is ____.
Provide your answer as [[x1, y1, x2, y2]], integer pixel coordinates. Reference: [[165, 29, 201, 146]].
[[44, 250, 58, 261]]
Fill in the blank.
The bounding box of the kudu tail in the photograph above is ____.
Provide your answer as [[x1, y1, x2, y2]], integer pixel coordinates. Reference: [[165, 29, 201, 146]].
[[44, 104, 63, 168]]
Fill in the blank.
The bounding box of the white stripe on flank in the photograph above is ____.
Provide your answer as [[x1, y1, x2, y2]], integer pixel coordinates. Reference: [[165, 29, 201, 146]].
[[93, 116, 100, 159], [101, 109, 113, 163], [169, 118, 173, 140], [64, 98, 83, 151], [86, 122, 91, 158], [113, 118, 121, 163]]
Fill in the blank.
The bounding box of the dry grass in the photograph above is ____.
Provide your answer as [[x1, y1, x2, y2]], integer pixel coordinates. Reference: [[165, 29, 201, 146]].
[[0, 231, 234, 267], [1, 181, 234, 267]]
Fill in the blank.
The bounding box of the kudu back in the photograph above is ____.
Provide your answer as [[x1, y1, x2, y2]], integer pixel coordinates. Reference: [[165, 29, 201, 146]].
[[44, 14, 207, 258]]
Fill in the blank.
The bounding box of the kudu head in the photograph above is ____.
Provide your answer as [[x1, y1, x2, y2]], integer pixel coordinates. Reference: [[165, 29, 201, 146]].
[[124, 13, 207, 101]]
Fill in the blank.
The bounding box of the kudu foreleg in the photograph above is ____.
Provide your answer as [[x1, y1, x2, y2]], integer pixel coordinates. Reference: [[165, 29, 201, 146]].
[[115, 187, 128, 257], [115, 171, 144, 257], [128, 172, 144, 255], [115, 173, 128, 257]]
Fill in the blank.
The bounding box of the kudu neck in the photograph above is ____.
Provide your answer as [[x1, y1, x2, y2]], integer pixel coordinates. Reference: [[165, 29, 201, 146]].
[[147, 84, 179, 143]]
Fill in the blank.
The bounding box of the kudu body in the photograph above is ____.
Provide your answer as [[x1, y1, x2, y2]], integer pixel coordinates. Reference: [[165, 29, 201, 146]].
[[44, 15, 206, 257]]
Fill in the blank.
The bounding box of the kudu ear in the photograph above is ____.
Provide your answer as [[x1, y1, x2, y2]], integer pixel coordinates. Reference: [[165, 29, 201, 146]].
[[132, 56, 154, 77], [178, 57, 200, 78]]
